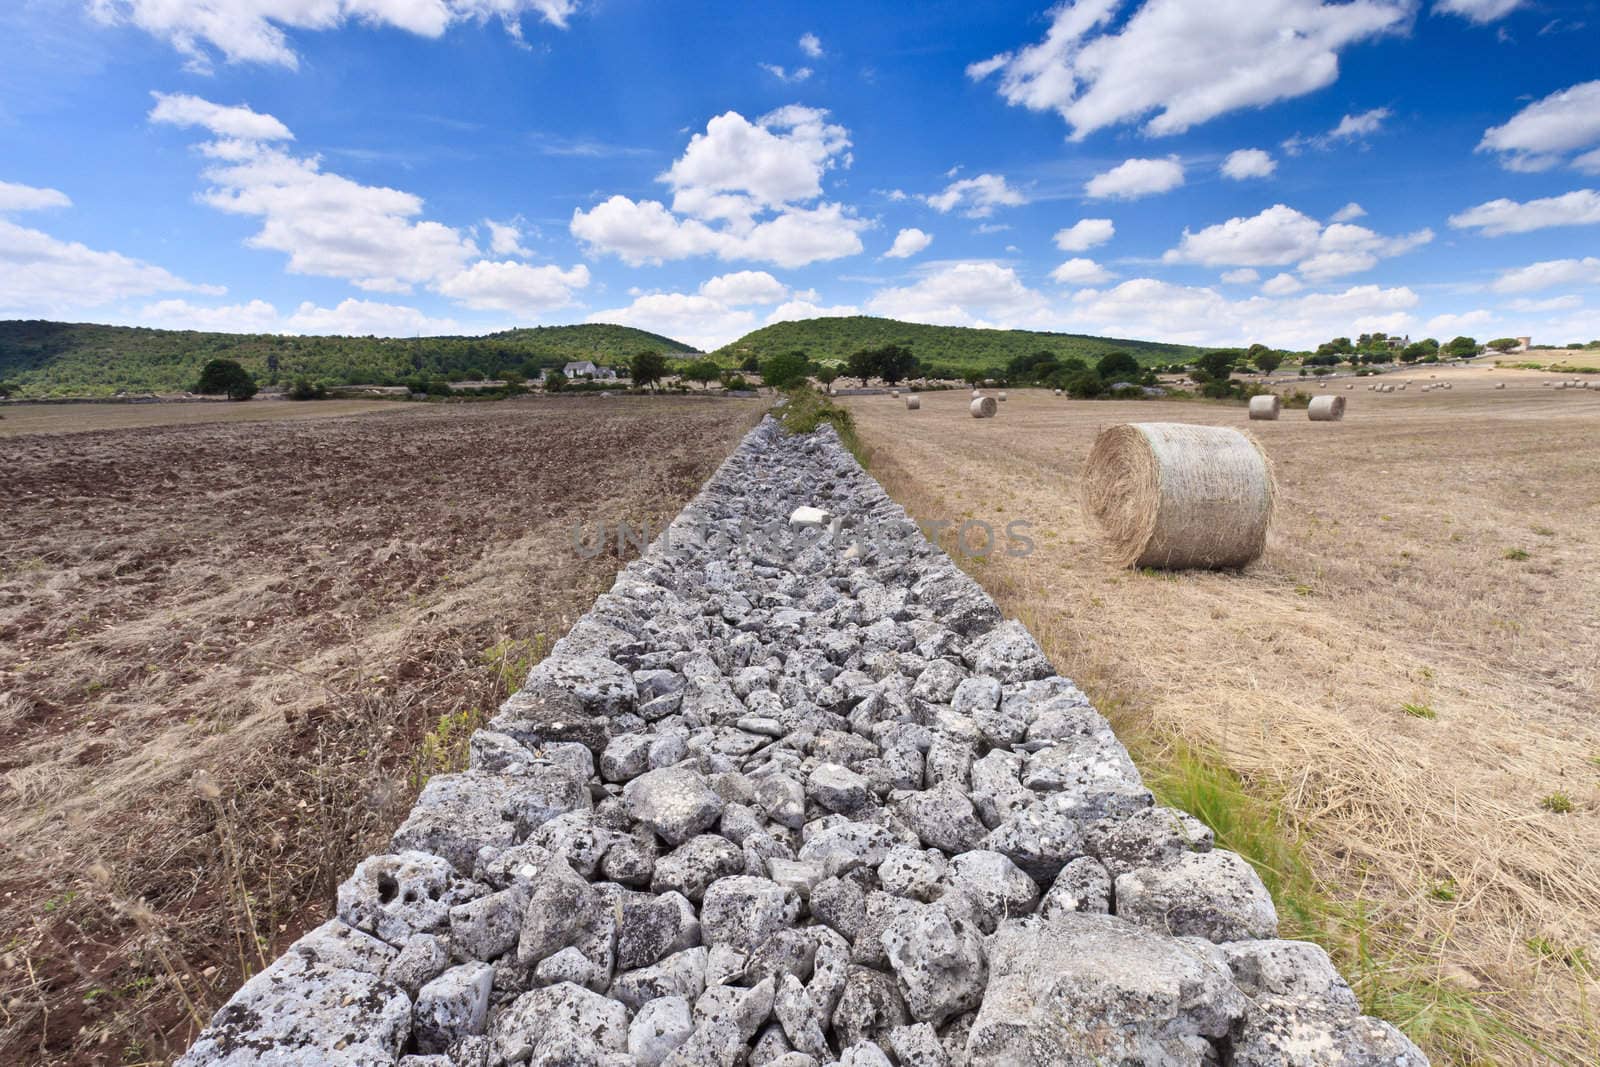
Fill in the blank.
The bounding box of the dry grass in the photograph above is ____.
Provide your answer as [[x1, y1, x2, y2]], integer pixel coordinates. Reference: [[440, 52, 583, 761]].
[[850, 381, 1600, 1066], [0, 396, 762, 1064]]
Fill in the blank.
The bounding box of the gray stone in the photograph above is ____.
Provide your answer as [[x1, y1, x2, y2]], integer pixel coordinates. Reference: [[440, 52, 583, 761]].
[[1231, 996, 1429, 1067], [491, 981, 631, 1063], [516, 857, 600, 965], [810, 875, 867, 941], [494, 685, 611, 752], [525, 654, 638, 717], [882, 906, 987, 1026], [652, 834, 745, 901], [384, 932, 449, 995], [754, 774, 808, 829], [980, 805, 1083, 882], [767, 858, 825, 898], [611, 946, 709, 1010], [808, 762, 873, 814], [625, 767, 726, 845], [1220, 939, 1361, 1014], [1038, 856, 1112, 920], [175, 953, 410, 1067], [336, 851, 469, 946], [839, 1042, 895, 1067], [966, 914, 1244, 1065], [629, 995, 695, 1067], [616, 892, 690, 970], [964, 620, 1052, 683], [702, 876, 801, 954], [503, 766, 594, 840], [524, 811, 615, 878], [389, 772, 520, 875], [415, 962, 493, 1053], [912, 660, 968, 704], [535, 945, 604, 989], [601, 733, 654, 782], [888, 1023, 949, 1067], [834, 966, 910, 1048], [797, 822, 898, 877], [449, 886, 525, 962], [895, 785, 987, 854], [285, 918, 396, 976], [877, 845, 947, 902], [1081, 805, 1214, 877], [1114, 850, 1278, 942], [774, 974, 832, 1060]]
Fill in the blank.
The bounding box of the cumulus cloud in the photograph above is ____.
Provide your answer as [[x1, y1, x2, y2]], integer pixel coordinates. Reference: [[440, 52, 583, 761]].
[[865, 261, 1051, 328], [922, 174, 1027, 217], [135, 298, 282, 333], [1283, 106, 1392, 154], [1164, 203, 1432, 280], [1434, 0, 1524, 23], [1221, 268, 1260, 284], [1064, 277, 1419, 348], [286, 297, 473, 336], [1490, 256, 1600, 293], [1261, 272, 1304, 295], [759, 64, 813, 83], [485, 218, 531, 257], [699, 270, 789, 305], [1477, 80, 1600, 172], [588, 293, 757, 351], [1425, 309, 1496, 334], [884, 228, 934, 258], [434, 260, 589, 313], [1050, 257, 1116, 285], [0, 180, 72, 213], [91, 0, 579, 71], [1330, 201, 1367, 222], [571, 106, 866, 268], [967, 0, 1407, 139], [1448, 189, 1600, 235], [798, 32, 823, 58], [1054, 218, 1114, 252], [1221, 149, 1276, 180], [1084, 157, 1184, 200], [765, 298, 861, 324], [148, 92, 292, 140], [0, 217, 216, 317]]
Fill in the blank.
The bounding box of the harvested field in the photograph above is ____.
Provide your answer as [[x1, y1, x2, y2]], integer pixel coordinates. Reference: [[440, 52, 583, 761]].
[[0, 397, 762, 1065], [847, 382, 1600, 1065], [0, 398, 401, 438]]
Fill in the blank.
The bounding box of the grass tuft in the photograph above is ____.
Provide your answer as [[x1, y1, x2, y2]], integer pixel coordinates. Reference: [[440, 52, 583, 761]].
[[1539, 792, 1574, 814], [1402, 702, 1437, 720], [775, 386, 869, 464], [1503, 547, 1531, 561]]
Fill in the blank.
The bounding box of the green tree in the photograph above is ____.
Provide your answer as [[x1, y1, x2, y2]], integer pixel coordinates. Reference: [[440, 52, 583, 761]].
[[1007, 349, 1061, 382], [1445, 336, 1479, 359], [1399, 342, 1429, 363], [1193, 350, 1236, 383], [1094, 350, 1140, 383], [740, 354, 761, 372], [870, 343, 918, 385], [194, 358, 257, 401], [681, 359, 721, 390], [1317, 337, 1354, 357], [631, 350, 667, 392], [1062, 368, 1104, 399], [846, 349, 877, 386], [816, 365, 839, 389], [1252, 350, 1283, 375], [1486, 337, 1520, 353], [544, 369, 568, 393], [761, 350, 813, 390]]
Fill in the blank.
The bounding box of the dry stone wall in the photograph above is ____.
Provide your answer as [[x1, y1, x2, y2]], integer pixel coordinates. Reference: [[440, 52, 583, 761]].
[[178, 416, 1427, 1067]]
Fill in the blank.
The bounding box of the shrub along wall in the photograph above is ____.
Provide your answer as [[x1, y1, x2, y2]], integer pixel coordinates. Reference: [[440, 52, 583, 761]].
[[178, 416, 1426, 1066]]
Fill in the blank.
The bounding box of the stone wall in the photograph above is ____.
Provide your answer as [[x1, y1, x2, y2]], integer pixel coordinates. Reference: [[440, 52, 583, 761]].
[[178, 416, 1427, 1067]]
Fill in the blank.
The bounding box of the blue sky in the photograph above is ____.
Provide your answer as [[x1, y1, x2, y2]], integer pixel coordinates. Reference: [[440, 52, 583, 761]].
[[2, 0, 1598, 350]]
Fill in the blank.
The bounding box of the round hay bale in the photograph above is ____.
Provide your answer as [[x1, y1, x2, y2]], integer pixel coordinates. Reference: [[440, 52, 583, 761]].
[[1496, 382, 1506, 389], [998, 390, 1007, 401], [1082, 423, 1274, 570], [1346, 383, 1355, 390], [1054, 388, 1063, 396], [905, 394, 921, 410], [1248, 394, 1281, 420], [1397, 383, 1407, 390], [891, 389, 900, 397], [970, 396, 997, 419], [1308, 395, 1346, 421]]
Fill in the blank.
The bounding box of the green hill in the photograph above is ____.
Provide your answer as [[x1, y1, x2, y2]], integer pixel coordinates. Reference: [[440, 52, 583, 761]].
[[713, 316, 1205, 374], [0, 320, 697, 398]]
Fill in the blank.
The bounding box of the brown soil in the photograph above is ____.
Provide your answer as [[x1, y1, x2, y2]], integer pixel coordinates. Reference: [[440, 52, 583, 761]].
[[0, 396, 762, 1065]]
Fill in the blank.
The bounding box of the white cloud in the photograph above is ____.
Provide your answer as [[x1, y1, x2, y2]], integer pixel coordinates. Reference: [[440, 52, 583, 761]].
[[765, 298, 861, 324], [1164, 203, 1431, 280], [1448, 189, 1600, 236], [1434, 0, 1524, 23], [148, 92, 292, 140], [865, 261, 1051, 328], [286, 297, 472, 336], [1284, 106, 1393, 154], [0, 218, 216, 317], [1050, 257, 1116, 285], [1221, 268, 1260, 284], [485, 218, 531, 257], [798, 32, 823, 58], [1261, 272, 1304, 295], [1222, 149, 1276, 180], [0, 181, 72, 213], [1084, 157, 1184, 200], [434, 260, 589, 313], [1064, 277, 1419, 348], [572, 107, 866, 268], [135, 298, 282, 333], [1330, 201, 1367, 222], [1477, 80, 1600, 172], [922, 174, 1027, 217], [587, 292, 757, 351], [760, 64, 813, 83], [699, 270, 788, 305], [968, 0, 1407, 139], [884, 228, 934, 259], [91, 0, 579, 71], [1505, 295, 1582, 313], [1426, 309, 1495, 334], [1054, 218, 1114, 252], [1491, 257, 1600, 293]]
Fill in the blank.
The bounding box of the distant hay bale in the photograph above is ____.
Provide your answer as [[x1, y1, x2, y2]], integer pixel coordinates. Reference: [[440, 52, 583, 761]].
[[1308, 395, 1346, 421], [1346, 384, 1355, 390], [905, 395, 921, 410], [1082, 422, 1274, 570], [970, 396, 997, 419], [1248, 395, 1281, 420], [998, 391, 1007, 401], [1054, 388, 1063, 396], [1397, 383, 1407, 390], [891, 389, 900, 397], [1496, 383, 1506, 389]]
